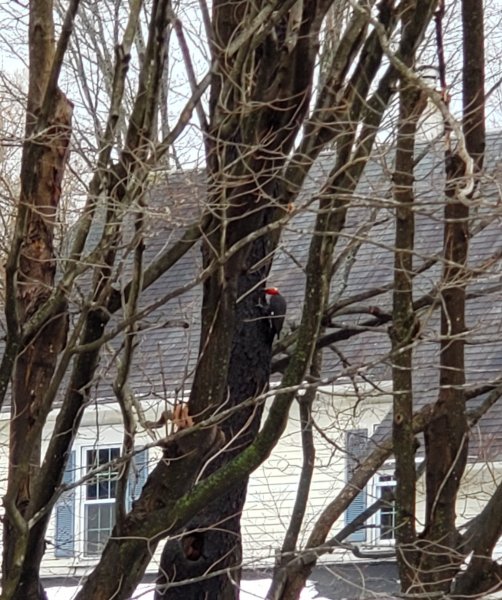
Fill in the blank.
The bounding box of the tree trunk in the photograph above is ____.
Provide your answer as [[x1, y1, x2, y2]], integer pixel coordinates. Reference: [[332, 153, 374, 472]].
[[2, 1, 73, 592], [442, 0, 487, 594], [418, 3, 485, 585], [3, 87, 72, 600], [156, 233, 274, 600], [419, 147, 470, 597], [154, 3, 330, 595], [390, 74, 426, 590]]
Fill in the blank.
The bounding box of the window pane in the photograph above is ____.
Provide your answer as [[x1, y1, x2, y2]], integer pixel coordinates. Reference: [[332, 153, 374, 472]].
[[380, 508, 395, 539], [84, 447, 120, 555], [86, 529, 100, 556], [87, 450, 96, 469], [87, 505, 99, 529], [85, 447, 120, 501], [97, 478, 109, 500], [86, 482, 97, 500], [101, 504, 113, 529], [378, 482, 396, 540], [85, 503, 116, 556]]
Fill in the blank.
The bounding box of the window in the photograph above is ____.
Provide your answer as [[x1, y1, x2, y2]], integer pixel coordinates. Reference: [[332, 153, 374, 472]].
[[84, 447, 120, 556], [54, 444, 149, 559], [374, 473, 396, 542]]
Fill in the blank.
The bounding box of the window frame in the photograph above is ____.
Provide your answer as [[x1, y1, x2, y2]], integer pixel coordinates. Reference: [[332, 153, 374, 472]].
[[370, 471, 397, 545], [81, 444, 122, 558]]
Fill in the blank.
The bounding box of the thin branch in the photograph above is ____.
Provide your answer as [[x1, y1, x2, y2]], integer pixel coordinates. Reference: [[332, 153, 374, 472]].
[[170, 8, 208, 135]]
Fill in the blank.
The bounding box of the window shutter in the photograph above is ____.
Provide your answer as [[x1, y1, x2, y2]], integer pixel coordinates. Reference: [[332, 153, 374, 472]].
[[345, 429, 368, 542], [127, 448, 149, 508], [55, 450, 76, 558]]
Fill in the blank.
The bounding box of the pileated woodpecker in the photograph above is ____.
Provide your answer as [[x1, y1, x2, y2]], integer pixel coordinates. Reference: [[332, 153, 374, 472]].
[[265, 287, 287, 339]]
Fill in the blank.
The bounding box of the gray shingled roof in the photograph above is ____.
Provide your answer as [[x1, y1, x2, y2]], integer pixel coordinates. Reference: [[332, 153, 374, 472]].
[[80, 133, 502, 457]]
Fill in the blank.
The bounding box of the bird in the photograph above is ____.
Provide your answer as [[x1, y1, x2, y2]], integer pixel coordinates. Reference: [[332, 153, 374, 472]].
[[265, 287, 287, 339]]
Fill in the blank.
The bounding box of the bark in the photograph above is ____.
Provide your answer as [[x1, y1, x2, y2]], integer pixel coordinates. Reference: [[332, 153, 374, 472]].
[[155, 3, 329, 596], [267, 165, 361, 600], [274, 9, 442, 594], [390, 69, 427, 590], [156, 235, 273, 600], [2, 1, 492, 600], [284, 0, 395, 199], [419, 0, 485, 590], [151, 5, 369, 580], [453, 482, 502, 597], [460, 0, 485, 173], [2, 1, 73, 597], [419, 152, 469, 594], [65, 381, 498, 600], [442, 1, 487, 595], [2, 1, 173, 597], [75, 144, 340, 598], [189, 0, 326, 419], [68, 12, 335, 592], [3, 129, 72, 590], [266, 388, 499, 599]]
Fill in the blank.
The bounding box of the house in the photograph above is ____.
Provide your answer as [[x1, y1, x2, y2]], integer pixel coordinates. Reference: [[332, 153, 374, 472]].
[[242, 133, 502, 566], [0, 132, 501, 588]]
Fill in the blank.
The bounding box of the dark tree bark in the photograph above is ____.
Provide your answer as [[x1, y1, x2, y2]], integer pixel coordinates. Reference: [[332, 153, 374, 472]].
[[390, 64, 427, 591], [2, 2, 171, 598], [2, 1, 74, 597], [155, 2, 330, 596], [443, 1, 487, 595], [419, 152, 470, 594], [419, 0, 485, 591], [156, 234, 274, 600]]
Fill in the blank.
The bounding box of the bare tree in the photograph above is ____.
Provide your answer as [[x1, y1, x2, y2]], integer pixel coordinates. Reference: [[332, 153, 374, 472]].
[[0, 1, 500, 600]]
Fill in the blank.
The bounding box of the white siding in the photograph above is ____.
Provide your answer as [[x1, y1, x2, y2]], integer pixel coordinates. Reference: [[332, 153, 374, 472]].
[[242, 385, 392, 566], [1, 382, 501, 578]]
